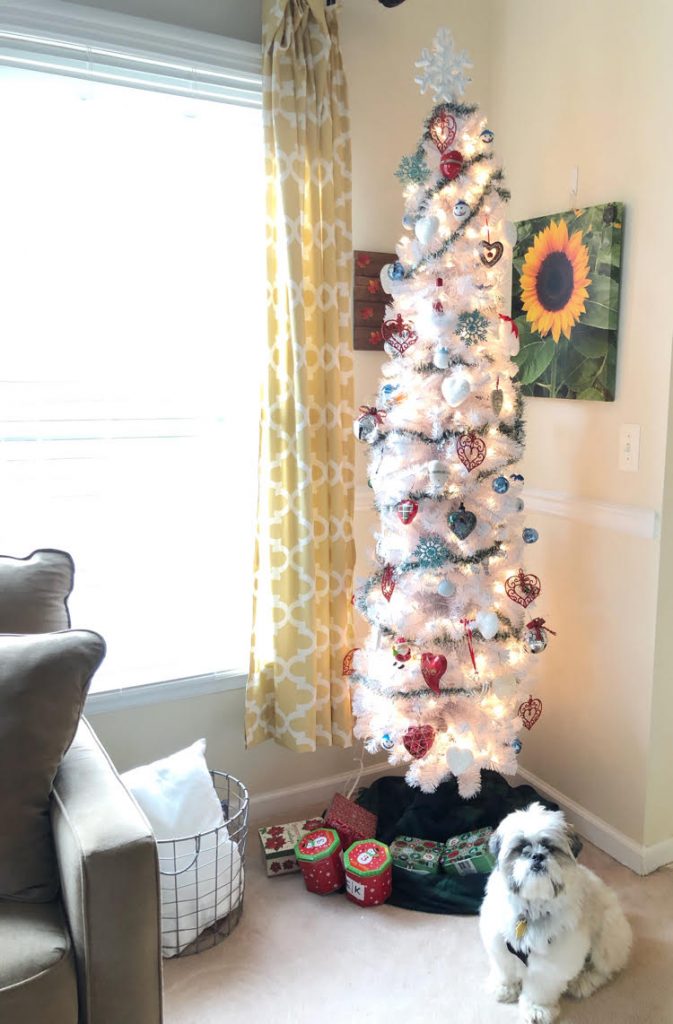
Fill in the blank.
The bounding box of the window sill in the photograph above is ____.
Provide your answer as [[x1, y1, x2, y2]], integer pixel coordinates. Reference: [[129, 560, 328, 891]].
[[85, 670, 247, 714]]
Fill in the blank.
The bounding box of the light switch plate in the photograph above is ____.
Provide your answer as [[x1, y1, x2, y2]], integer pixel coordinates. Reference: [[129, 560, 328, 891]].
[[619, 424, 640, 472]]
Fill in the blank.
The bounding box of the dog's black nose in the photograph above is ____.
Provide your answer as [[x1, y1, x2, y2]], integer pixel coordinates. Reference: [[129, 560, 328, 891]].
[[531, 852, 546, 867]]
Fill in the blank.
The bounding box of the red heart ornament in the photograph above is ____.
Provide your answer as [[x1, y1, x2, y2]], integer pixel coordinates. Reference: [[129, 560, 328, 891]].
[[519, 695, 543, 731], [480, 240, 504, 267], [381, 564, 396, 601], [397, 498, 419, 525], [381, 314, 418, 355], [403, 725, 435, 759], [342, 648, 360, 676], [420, 652, 448, 694], [429, 110, 457, 152], [439, 149, 464, 181], [505, 569, 541, 609], [456, 432, 487, 472]]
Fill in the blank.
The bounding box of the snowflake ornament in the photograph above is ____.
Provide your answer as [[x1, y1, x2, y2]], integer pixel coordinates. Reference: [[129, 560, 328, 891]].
[[415, 28, 473, 104], [414, 534, 450, 569], [395, 146, 430, 186], [455, 310, 490, 346]]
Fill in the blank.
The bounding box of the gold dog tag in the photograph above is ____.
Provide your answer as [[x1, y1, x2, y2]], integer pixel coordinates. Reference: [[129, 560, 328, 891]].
[[515, 917, 528, 942]]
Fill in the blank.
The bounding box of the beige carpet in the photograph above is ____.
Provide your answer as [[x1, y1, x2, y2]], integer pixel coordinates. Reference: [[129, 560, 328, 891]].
[[163, 812, 673, 1024]]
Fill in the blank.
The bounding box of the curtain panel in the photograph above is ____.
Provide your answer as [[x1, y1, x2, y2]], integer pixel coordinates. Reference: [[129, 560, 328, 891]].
[[245, 0, 355, 752]]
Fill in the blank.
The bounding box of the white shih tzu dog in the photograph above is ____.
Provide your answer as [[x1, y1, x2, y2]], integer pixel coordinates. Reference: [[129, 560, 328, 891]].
[[479, 803, 631, 1024]]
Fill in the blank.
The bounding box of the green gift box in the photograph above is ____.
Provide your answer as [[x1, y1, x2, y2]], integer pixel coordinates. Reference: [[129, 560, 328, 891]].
[[390, 835, 442, 874], [440, 827, 495, 876]]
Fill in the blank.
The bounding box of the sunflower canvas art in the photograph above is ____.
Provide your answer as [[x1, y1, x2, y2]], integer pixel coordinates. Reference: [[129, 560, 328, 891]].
[[511, 203, 624, 400]]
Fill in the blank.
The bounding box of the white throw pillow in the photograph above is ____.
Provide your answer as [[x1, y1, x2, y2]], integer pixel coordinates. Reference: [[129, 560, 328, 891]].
[[121, 739, 243, 956]]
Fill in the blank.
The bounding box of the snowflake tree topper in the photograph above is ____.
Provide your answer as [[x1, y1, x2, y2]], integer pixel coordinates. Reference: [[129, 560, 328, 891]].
[[414, 28, 473, 104]]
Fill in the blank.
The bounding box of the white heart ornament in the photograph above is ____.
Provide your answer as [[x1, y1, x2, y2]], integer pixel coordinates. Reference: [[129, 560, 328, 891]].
[[446, 747, 475, 775], [493, 674, 518, 698], [441, 374, 471, 407], [475, 610, 499, 640], [499, 319, 520, 357], [414, 215, 439, 246]]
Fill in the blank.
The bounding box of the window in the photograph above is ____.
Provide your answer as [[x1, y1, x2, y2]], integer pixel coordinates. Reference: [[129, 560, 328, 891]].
[[0, 10, 265, 692]]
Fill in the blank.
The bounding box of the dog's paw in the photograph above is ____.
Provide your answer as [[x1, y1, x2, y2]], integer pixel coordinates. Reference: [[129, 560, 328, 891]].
[[565, 969, 603, 1000], [520, 1003, 559, 1024], [487, 974, 521, 1003], [495, 981, 522, 1004]]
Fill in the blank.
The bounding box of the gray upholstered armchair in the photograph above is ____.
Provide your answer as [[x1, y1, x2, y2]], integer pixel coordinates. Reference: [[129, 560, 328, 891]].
[[0, 550, 163, 1024]]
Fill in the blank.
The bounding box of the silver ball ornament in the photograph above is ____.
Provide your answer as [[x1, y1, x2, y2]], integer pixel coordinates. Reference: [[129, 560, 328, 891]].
[[354, 414, 378, 442], [524, 629, 547, 654]]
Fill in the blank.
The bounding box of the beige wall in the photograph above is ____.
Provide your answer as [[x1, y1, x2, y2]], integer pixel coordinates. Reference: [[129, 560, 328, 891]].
[[88, 686, 369, 792], [488, 0, 673, 845]]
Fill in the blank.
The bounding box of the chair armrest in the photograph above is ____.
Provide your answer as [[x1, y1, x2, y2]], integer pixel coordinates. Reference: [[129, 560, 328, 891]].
[[51, 718, 163, 1024]]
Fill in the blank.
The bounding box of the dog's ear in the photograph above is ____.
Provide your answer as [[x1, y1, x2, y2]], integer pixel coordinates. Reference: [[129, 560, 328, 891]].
[[488, 827, 502, 861], [566, 826, 583, 859]]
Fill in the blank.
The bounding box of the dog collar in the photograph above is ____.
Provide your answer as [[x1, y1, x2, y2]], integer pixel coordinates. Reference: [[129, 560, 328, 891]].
[[506, 940, 528, 967]]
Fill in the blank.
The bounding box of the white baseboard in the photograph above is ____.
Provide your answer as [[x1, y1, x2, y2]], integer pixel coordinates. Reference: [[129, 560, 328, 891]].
[[516, 766, 673, 876], [250, 760, 673, 875], [249, 761, 397, 825]]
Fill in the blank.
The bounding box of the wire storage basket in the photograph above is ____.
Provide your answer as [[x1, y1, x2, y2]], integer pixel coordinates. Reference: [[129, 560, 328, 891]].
[[157, 770, 248, 957]]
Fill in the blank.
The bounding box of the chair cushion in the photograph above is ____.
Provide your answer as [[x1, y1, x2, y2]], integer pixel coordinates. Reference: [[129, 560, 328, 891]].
[[0, 898, 78, 1023], [0, 631, 106, 901], [0, 549, 74, 633]]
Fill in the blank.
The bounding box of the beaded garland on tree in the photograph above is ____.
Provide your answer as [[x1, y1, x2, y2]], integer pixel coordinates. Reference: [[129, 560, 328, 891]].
[[348, 30, 552, 798]]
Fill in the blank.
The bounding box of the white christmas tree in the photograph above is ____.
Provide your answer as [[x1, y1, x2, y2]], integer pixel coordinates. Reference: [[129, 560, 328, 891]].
[[349, 30, 552, 799]]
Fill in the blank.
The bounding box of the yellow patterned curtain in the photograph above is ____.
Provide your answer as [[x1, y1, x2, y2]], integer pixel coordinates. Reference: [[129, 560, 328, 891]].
[[245, 0, 355, 751]]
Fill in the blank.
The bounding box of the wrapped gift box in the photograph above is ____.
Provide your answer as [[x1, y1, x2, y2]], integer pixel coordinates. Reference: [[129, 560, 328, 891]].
[[344, 840, 392, 907], [325, 792, 377, 852], [258, 816, 325, 877], [440, 827, 495, 876], [390, 836, 443, 874], [295, 828, 345, 895]]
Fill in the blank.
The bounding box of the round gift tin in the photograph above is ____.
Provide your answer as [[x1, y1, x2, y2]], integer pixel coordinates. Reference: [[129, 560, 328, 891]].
[[343, 840, 392, 907], [295, 828, 344, 895]]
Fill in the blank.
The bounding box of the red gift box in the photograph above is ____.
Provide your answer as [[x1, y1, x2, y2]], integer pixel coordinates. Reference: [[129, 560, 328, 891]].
[[295, 828, 345, 895], [325, 793, 377, 852], [344, 840, 392, 907]]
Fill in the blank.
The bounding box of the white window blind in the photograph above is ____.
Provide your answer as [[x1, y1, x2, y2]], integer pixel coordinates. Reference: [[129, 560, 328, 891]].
[[0, 5, 265, 693]]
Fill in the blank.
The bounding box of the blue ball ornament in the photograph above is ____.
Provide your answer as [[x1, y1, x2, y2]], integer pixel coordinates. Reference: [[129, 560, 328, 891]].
[[512, 738, 522, 754], [492, 476, 509, 494], [389, 261, 406, 281], [402, 213, 415, 230], [523, 528, 539, 544]]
